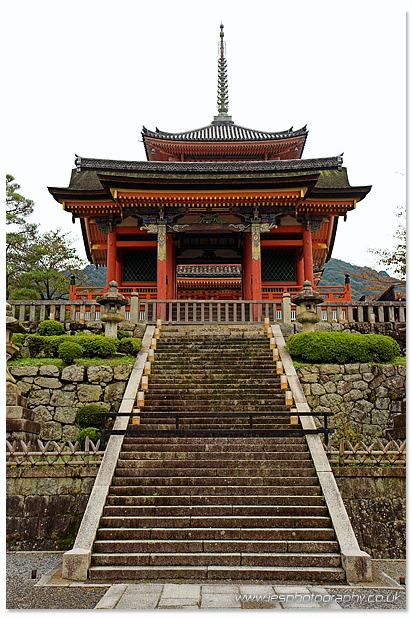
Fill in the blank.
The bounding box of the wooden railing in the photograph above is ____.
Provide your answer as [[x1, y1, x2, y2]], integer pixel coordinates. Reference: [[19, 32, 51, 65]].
[[7, 298, 406, 325], [6, 438, 104, 467], [325, 439, 406, 466]]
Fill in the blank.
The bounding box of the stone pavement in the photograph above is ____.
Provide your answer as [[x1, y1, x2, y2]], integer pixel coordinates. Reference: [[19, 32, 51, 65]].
[[95, 583, 344, 610]]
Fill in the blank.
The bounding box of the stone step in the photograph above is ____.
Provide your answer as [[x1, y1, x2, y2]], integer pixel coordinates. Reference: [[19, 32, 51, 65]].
[[111, 475, 319, 486], [96, 526, 336, 542], [116, 458, 313, 469], [121, 438, 308, 449], [114, 467, 316, 478], [109, 485, 322, 496], [118, 450, 311, 461], [102, 505, 328, 518], [106, 494, 322, 507], [94, 537, 338, 554], [88, 564, 346, 582], [91, 551, 341, 568], [98, 515, 333, 529]]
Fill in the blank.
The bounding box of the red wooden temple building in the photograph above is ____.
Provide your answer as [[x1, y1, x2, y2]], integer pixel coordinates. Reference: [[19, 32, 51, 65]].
[[49, 25, 370, 303]]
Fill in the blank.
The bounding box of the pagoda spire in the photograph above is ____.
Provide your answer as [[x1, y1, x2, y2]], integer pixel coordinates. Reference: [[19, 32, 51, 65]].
[[213, 23, 233, 123]]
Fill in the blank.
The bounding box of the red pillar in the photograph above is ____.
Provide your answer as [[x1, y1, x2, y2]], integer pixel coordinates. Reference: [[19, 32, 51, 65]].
[[115, 253, 122, 288], [250, 223, 262, 300], [296, 247, 305, 287], [166, 233, 174, 299], [302, 225, 314, 285], [106, 228, 117, 286], [157, 223, 167, 300], [243, 233, 252, 300]]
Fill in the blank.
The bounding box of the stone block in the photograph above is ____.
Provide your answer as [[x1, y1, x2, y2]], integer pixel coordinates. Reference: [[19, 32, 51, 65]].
[[104, 382, 127, 403], [54, 406, 77, 424], [34, 377, 62, 389], [39, 365, 60, 377], [40, 421, 62, 441], [32, 405, 53, 423], [62, 548, 91, 581], [76, 384, 102, 403], [61, 365, 85, 382], [87, 365, 113, 384], [50, 390, 76, 407], [113, 364, 133, 381], [28, 389, 51, 406], [10, 366, 38, 377]]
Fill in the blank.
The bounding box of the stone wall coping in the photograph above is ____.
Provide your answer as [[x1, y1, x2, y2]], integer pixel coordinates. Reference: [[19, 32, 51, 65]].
[[271, 323, 373, 583], [61, 324, 155, 581], [332, 467, 406, 478]]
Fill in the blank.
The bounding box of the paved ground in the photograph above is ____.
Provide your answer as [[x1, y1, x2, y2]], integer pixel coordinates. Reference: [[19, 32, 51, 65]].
[[6, 552, 406, 610]]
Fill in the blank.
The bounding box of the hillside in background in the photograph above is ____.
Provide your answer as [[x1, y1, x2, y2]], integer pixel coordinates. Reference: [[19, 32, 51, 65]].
[[322, 258, 401, 300], [81, 259, 401, 301]]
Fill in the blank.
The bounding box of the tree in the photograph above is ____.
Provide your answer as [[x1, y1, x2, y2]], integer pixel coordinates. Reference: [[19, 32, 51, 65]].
[[6, 174, 87, 300], [6, 174, 34, 226], [368, 205, 406, 280]]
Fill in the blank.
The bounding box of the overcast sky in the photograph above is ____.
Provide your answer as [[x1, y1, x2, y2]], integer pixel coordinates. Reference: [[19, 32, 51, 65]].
[[4, 0, 407, 274]]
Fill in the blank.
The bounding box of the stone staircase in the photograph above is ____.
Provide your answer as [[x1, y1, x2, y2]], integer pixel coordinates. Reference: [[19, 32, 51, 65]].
[[88, 326, 345, 582]]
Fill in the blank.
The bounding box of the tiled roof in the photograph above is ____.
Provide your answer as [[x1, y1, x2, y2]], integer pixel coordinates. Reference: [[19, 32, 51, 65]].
[[141, 123, 308, 142], [74, 155, 342, 174], [177, 265, 242, 277]]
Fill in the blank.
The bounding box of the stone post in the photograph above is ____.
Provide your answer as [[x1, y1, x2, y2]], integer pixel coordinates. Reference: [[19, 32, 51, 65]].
[[129, 292, 140, 324], [282, 293, 292, 324]]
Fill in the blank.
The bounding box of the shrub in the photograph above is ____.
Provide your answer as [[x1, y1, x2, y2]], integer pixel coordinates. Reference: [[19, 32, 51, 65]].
[[58, 341, 84, 364], [43, 335, 70, 357], [117, 330, 130, 340], [11, 333, 27, 349], [75, 404, 106, 429], [76, 427, 100, 448], [74, 334, 118, 358], [38, 319, 65, 336], [26, 334, 46, 357], [287, 331, 400, 364], [118, 337, 142, 355]]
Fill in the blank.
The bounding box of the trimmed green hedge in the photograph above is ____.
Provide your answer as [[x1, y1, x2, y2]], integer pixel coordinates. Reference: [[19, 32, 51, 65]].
[[286, 331, 400, 364], [37, 320, 65, 336]]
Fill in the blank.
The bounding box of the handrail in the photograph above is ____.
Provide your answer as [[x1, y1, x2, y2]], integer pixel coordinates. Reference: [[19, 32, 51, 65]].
[[97, 410, 334, 447]]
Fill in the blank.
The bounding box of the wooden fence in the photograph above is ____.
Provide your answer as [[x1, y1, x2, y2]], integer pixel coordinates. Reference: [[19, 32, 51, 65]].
[[325, 439, 406, 466], [6, 438, 104, 467]]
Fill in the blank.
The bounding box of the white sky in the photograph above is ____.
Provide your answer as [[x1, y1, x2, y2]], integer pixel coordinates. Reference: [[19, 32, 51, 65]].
[[4, 0, 407, 272]]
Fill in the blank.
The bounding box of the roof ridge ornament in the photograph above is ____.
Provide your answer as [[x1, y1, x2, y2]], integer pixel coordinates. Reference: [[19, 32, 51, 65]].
[[213, 23, 233, 124]]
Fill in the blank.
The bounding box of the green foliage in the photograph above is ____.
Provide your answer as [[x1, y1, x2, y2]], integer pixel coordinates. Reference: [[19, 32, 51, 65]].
[[43, 335, 69, 357], [11, 333, 27, 348], [76, 427, 100, 447], [117, 330, 130, 340], [74, 334, 119, 358], [37, 320, 65, 336], [75, 404, 105, 429], [26, 334, 46, 357], [6, 174, 87, 300], [287, 331, 400, 364], [58, 341, 84, 364], [118, 337, 142, 355]]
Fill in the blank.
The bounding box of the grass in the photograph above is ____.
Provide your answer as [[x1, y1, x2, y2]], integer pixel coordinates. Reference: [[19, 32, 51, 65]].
[[7, 356, 136, 368]]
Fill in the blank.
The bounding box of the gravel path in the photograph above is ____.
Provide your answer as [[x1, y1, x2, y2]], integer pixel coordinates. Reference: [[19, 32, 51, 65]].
[[6, 552, 107, 610]]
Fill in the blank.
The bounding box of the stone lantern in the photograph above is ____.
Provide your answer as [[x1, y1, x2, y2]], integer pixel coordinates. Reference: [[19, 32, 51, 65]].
[[6, 303, 27, 383], [97, 281, 128, 338], [292, 280, 324, 332]]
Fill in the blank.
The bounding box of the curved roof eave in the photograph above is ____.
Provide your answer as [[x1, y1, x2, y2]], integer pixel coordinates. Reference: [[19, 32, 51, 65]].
[[141, 123, 308, 142]]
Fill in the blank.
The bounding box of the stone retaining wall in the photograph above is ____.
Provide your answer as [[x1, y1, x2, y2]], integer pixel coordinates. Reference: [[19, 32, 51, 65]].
[[6, 467, 98, 550], [333, 467, 406, 559], [8, 363, 133, 442], [297, 364, 406, 441]]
